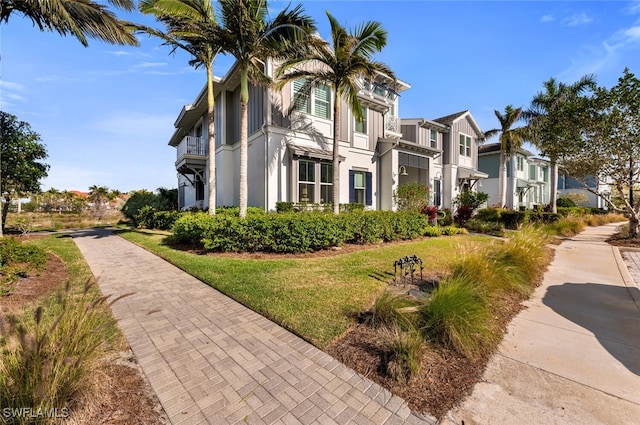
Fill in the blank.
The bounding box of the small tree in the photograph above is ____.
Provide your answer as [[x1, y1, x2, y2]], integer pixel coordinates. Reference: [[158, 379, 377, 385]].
[[0, 112, 49, 235], [393, 182, 430, 213]]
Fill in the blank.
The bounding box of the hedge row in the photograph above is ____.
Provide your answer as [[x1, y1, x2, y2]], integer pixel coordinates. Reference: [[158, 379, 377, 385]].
[[171, 211, 441, 253], [474, 208, 561, 230]]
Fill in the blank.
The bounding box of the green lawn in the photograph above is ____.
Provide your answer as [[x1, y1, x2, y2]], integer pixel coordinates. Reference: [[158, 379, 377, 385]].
[[118, 230, 491, 348]]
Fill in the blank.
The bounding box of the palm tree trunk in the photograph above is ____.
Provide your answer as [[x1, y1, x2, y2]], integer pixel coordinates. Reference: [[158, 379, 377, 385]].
[[332, 93, 341, 214], [206, 65, 216, 215], [499, 150, 507, 208], [239, 68, 249, 219], [550, 158, 558, 213]]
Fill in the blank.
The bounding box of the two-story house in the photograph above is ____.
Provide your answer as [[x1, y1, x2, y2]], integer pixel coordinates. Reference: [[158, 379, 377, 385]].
[[398, 111, 487, 210], [169, 60, 487, 212], [478, 143, 550, 209]]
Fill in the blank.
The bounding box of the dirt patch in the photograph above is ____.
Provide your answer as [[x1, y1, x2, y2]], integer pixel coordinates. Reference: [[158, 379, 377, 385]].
[[0, 236, 167, 425]]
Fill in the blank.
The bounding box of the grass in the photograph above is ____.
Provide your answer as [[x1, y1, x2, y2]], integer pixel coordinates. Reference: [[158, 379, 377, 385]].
[[0, 235, 126, 423], [119, 229, 490, 348], [5, 212, 123, 233]]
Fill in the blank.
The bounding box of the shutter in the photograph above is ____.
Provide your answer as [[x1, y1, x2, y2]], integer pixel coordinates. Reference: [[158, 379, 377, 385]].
[[349, 170, 355, 203], [293, 79, 309, 113], [365, 172, 372, 206], [314, 85, 330, 119]]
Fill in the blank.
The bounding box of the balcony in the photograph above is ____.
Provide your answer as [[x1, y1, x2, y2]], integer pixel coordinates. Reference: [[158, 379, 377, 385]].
[[384, 114, 402, 140], [358, 79, 398, 112], [175, 136, 207, 173]]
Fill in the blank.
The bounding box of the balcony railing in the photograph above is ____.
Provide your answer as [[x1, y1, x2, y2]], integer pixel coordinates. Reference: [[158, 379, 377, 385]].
[[176, 136, 207, 160]]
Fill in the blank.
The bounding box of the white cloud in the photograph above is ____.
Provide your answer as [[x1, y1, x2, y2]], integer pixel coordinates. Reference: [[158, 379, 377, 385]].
[[563, 12, 593, 27], [107, 50, 132, 56], [0, 80, 27, 109], [627, 1, 640, 15], [623, 25, 640, 41], [134, 62, 168, 69], [541, 14, 555, 23]]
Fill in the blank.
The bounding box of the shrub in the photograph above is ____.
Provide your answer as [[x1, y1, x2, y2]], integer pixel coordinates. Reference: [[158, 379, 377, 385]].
[[440, 226, 467, 236], [420, 275, 498, 359], [500, 210, 527, 230], [556, 197, 576, 208], [475, 207, 502, 223], [172, 212, 217, 245], [422, 205, 439, 225], [275, 201, 295, 213], [465, 219, 504, 236], [423, 225, 442, 237], [393, 182, 430, 213], [0, 238, 47, 294]]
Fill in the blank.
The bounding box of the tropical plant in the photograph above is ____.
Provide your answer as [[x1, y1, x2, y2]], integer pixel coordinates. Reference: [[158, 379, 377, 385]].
[[484, 105, 527, 208], [88, 185, 117, 220], [0, 0, 138, 46], [276, 11, 395, 214], [524, 75, 596, 213], [216, 0, 315, 218], [138, 0, 220, 215]]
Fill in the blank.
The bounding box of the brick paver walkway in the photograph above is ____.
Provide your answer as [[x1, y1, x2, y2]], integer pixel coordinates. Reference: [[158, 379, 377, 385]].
[[72, 229, 434, 425]]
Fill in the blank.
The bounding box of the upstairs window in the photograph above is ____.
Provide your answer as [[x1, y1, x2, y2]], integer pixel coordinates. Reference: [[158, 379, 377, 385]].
[[459, 134, 472, 157], [355, 106, 368, 134], [517, 156, 524, 172], [292, 79, 331, 119], [430, 129, 437, 148]]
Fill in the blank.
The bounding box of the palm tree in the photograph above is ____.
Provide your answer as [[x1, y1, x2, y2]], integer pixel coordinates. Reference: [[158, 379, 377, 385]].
[[524, 75, 596, 212], [138, 0, 220, 214], [276, 11, 395, 214], [484, 105, 527, 208], [0, 0, 138, 46], [216, 0, 315, 218]]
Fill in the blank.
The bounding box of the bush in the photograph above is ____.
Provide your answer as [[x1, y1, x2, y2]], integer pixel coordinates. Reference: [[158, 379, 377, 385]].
[[500, 210, 527, 229], [475, 207, 502, 223], [275, 201, 295, 213], [172, 212, 217, 245], [0, 238, 47, 294], [394, 182, 430, 213], [556, 197, 576, 208], [465, 219, 505, 236]]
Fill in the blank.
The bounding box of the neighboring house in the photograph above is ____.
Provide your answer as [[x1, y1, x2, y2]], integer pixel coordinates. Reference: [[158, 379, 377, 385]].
[[169, 60, 486, 212], [557, 174, 611, 209], [399, 111, 487, 210], [478, 143, 550, 209]]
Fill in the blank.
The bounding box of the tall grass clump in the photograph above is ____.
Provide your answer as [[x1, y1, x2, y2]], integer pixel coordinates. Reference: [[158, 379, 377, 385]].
[[381, 326, 424, 382], [366, 292, 422, 332], [0, 281, 129, 422], [546, 213, 586, 237], [419, 275, 498, 359]]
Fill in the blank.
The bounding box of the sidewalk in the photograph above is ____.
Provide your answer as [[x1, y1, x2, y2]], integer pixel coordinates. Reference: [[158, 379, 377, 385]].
[[71, 229, 434, 425], [442, 223, 640, 425]]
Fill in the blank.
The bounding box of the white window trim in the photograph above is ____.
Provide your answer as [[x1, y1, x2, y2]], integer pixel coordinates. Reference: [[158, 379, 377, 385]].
[[459, 133, 472, 157], [293, 158, 333, 204], [291, 80, 332, 121], [355, 106, 368, 135]]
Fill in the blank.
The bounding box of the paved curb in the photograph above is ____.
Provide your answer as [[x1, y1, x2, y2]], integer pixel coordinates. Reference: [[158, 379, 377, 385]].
[[614, 246, 640, 310]]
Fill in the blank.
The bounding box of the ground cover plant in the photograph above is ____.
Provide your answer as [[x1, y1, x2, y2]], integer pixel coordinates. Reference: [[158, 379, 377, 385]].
[[0, 235, 165, 424]]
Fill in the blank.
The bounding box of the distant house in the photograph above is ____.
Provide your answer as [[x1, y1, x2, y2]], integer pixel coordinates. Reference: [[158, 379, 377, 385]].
[[478, 143, 550, 209], [557, 174, 611, 209], [168, 59, 487, 211]]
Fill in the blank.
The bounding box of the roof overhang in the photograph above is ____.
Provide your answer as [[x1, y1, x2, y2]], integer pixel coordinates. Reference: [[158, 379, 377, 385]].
[[287, 142, 345, 162], [458, 167, 488, 180]]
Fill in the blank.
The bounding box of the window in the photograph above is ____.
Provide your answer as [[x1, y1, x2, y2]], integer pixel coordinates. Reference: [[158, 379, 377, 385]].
[[297, 159, 333, 204], [298, 160, 315, 202], [195, 178, 204, 201], [292, 79, 331, 119], [529, 164, 537, 180], [320, 163, 333, 203], [434, 179, 442, 207], [355, 106, 368, 134], [349, 170, 372, 206], [459, 134, 471, 157], [314, 84, 330, 119], [430, 129, 437, 148], [517, 156, 524, 172]]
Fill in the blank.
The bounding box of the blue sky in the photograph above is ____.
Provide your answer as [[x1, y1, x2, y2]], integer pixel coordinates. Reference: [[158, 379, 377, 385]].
[[2, 0, 640, 193]]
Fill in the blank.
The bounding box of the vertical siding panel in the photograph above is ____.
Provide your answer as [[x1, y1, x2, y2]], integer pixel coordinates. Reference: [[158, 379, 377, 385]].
[[340, 97, 349, 144], [401, 125, 416, 143]]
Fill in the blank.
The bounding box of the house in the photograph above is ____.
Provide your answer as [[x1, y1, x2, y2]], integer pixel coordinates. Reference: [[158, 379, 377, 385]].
[[557, 174, 611, 209], [169, 60, 487, 212], [399, 111, 487, 209], [478, 143, 550, 209]]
